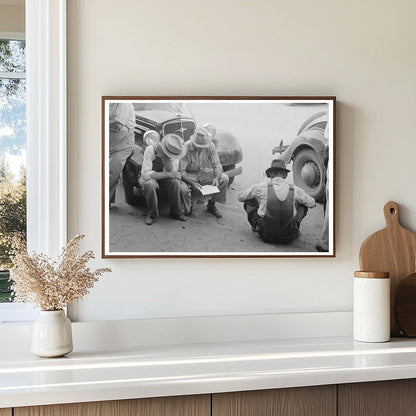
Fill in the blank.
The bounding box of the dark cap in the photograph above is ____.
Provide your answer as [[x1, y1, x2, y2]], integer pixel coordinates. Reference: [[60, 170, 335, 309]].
[[265, 159, 290, 177]]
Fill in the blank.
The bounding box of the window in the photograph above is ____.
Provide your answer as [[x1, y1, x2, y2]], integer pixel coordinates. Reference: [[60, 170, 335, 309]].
[[0, 1, 67, 324], [0, 36, 26, 302], [0, 32, 34, 322]]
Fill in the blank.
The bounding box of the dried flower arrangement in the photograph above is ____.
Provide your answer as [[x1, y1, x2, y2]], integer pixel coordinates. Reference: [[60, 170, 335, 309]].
[[10, 234, 111, 311]]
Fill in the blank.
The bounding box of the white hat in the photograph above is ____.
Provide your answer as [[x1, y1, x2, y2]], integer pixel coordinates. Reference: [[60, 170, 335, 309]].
[[190, 127, 212, 148], [144, 130, 161, 146], [203, 123, 217, 139]]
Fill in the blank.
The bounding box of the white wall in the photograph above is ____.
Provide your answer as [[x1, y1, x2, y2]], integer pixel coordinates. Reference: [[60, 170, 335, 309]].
[[0, 3, 24, 33], [67, 0, 416, 322]]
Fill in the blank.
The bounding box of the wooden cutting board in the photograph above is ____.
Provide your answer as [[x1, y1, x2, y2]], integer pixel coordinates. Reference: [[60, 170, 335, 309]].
[[359, 201, 416, 336]]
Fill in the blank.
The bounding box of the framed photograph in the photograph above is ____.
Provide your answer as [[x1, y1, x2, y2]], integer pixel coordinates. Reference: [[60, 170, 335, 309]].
[[102, 96, 336, 258]]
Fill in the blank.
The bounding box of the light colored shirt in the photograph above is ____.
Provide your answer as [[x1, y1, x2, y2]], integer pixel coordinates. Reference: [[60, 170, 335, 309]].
[[141, 145, 179, 182], [109, 103, 135, 130], [179, 141, 222, 174], [238, 177, 316, 217]]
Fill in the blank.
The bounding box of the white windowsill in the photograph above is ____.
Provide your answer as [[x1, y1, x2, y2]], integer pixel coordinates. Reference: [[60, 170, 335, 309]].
[[0, 303, 36, 324], [0, 31, 25, 40]]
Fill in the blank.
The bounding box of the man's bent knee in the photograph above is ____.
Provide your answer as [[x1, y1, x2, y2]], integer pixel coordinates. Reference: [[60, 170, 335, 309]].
[[169, 178, 181, 188], [142, 179, 159, 196]]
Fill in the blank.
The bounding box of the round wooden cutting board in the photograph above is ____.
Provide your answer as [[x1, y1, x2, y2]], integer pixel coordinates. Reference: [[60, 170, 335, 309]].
[[395, 272, 416, 337], [359, 201, 416, 336]]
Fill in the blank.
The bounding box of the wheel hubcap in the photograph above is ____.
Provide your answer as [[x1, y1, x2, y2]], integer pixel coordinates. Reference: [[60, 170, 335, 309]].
[[301, 161, 320, 188]]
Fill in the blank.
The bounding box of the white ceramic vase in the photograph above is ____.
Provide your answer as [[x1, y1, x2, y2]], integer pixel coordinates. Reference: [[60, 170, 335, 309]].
[[31, 310, 73, 357]]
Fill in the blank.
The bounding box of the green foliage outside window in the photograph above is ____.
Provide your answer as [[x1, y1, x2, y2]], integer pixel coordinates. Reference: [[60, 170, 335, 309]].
[[0, 162, 26, 302], [0, 38, 27, 303]]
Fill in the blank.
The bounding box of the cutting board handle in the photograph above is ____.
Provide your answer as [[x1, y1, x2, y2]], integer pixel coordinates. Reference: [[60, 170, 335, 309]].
[[384, 201, 400, 228]]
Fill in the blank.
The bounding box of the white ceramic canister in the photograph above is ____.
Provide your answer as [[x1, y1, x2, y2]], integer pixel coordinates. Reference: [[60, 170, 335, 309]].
[[353, 271, 390, 343]]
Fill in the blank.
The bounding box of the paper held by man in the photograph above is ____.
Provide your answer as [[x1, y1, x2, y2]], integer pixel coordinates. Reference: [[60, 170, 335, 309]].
[[200, 185, 220, 196]]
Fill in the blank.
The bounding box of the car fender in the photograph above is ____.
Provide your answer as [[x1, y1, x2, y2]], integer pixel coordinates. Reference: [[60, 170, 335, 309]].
[[215, 128, 243, 167], [297, 110, 328, 136], [279, 131, 326, 165]]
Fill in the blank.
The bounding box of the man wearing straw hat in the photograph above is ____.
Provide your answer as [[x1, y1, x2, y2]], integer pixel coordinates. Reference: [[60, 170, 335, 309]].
[[179, 127, 229, 219], [238, 159, 315, 244], [140, 133, 191, 225]]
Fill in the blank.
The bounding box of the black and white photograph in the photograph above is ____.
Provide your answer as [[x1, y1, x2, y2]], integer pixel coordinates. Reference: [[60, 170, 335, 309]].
[[102, 97, 335, 257]]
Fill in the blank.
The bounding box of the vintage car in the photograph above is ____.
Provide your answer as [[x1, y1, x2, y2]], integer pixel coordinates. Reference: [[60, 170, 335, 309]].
[[272, 111, 329, 203], [122, 103, 243, 206]]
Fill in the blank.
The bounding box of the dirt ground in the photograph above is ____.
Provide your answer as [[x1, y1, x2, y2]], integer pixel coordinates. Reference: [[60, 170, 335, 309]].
[[109, 102, 328, 254]]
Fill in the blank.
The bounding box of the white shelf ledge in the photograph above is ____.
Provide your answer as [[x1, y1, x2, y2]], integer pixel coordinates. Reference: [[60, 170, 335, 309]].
[[2, 335, 416, 409]]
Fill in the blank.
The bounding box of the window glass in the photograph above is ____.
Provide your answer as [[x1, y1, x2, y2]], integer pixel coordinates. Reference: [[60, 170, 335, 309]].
[[0, 39, 26, 73], [0, 39, 26, 303]]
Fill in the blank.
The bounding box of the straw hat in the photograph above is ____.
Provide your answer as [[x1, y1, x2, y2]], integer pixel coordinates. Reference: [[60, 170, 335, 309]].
[[190, 127, 212, 148], [203, 123, 217, 139]]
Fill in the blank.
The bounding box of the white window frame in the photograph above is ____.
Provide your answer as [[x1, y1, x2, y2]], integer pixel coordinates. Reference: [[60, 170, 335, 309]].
[[0, 31, 32, 323], [0, 0, 67, 323]]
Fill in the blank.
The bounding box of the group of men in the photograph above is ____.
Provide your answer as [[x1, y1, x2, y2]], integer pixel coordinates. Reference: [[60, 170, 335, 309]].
[[138, 126, 317, 245], [109, 102, 321, 246], [140, 126, 229, 225]]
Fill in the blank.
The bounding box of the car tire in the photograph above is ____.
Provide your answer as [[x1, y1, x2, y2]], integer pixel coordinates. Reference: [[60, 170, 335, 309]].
[[223, 164, 235, 186], [292, 148, 325, 203]]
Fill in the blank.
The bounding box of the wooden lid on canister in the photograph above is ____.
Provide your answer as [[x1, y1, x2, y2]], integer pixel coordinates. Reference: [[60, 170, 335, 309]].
[[354, 271, 390, 279]]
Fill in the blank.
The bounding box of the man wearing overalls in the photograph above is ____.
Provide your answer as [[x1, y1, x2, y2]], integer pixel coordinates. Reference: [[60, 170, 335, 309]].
[[238, 159, 316, 244]]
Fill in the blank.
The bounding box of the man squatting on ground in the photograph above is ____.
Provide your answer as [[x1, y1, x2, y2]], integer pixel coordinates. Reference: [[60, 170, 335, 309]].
[[140, 133, 191, 225], [109, 102, 135, 205], [238, 159, 316, 244], [179, 127, 229, 219]]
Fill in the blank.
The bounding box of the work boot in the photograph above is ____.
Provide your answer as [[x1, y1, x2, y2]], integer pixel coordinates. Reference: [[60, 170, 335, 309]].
[[251, 223, 261, 233], [207, 201, 222, 218], [145, 215, 154, 225], [294, 221, 301, 239], [186, 202, 194, 216], [170, 214, 187, 222]]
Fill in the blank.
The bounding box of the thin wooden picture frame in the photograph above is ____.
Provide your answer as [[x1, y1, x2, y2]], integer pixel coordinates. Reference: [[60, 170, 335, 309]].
[[102, 96, 336, 258]]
